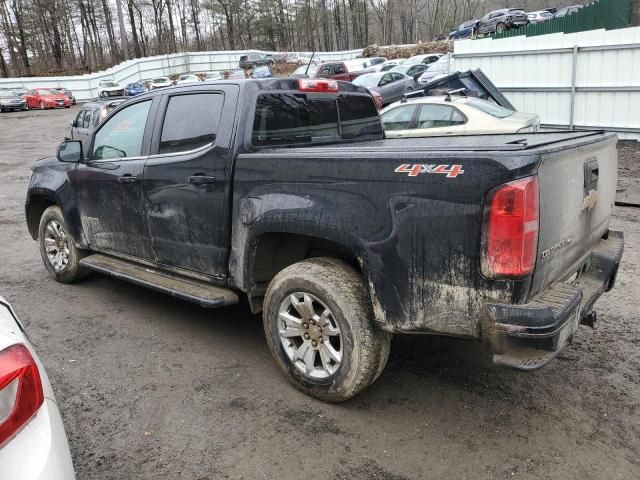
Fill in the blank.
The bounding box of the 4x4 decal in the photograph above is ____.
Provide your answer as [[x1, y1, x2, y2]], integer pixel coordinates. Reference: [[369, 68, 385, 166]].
[[395, 164, 465, 178]]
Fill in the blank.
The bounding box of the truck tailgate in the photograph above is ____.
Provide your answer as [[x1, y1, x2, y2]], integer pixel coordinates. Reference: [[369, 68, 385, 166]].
[[530, 134, 618, 297]]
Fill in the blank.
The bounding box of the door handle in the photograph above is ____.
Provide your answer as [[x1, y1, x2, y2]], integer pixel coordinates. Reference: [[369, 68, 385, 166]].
[[118, 174, 139, 184], [188, 175, 216, 187]]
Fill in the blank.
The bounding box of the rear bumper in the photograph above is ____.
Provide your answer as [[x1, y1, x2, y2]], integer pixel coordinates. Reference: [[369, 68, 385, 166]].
[[483, 230, 624, 370]]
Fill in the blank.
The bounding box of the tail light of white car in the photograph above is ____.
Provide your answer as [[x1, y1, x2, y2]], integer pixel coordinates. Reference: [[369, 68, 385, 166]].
[[481, 176, 539, 278], [0, 344, 44, 447]]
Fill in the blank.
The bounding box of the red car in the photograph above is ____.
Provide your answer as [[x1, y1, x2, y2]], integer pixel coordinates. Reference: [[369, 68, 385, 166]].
[[368, 89, 384, 110], [24, 88, 72, 110]]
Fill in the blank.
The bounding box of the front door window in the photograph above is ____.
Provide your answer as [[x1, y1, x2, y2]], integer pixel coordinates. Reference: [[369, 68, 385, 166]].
[[92, 100, 151, 160]]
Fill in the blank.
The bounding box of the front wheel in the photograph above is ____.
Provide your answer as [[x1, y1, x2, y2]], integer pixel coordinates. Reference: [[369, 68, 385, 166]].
[[263, 257, 391, 402], [38, 206, 87, 283], [496, 22, 506, 33], [39, 101, 45, 110]]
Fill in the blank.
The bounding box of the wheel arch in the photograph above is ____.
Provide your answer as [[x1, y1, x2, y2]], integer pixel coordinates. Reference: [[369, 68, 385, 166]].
[[25, 194, 57, 240], [233, 230, 365, 314]]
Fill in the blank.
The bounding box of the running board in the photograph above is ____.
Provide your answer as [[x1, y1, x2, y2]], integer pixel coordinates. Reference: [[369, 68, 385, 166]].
[[80, 254, 239, 308]]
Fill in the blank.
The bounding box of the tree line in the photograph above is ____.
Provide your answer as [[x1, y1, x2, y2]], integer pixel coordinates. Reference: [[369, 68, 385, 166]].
[[0, 0, 578, 78]]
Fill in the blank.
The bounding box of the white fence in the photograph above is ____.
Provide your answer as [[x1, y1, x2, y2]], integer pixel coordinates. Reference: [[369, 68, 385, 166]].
[[0, 49, 364, 102], [453, 26, 640, 140]]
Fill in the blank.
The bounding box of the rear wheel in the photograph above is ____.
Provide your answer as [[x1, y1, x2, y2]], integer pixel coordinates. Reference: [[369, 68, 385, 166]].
[[496, 22, 506, 33], [38, 206, 87, 283], [263, 257, 391, 402]]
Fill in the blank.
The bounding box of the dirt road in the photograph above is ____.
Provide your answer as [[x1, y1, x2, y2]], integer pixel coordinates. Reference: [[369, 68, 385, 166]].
[[1, 107, 638, 479]]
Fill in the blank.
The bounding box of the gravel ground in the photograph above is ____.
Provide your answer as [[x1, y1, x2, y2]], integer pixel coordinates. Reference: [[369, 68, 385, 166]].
[[0, 107, 639, 480]]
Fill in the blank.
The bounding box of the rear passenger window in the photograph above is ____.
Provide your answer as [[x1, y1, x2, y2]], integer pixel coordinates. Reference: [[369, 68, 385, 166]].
[[337, 96, 382, 139], [160, 93, 223, 154], [252, 94, 382, 147]]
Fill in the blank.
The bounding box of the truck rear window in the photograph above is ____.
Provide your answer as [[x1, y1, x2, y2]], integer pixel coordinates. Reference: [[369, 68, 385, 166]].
[[251, 93, 382, 147]]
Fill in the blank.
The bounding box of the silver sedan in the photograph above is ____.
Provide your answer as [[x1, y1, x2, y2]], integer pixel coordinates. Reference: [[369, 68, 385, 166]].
[[352, 72, 415, 106], [0, 296, 75, 479]]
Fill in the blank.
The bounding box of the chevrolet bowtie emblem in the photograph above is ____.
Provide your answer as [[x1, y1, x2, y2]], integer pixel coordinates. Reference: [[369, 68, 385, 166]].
[[583, 189, 598, 210]]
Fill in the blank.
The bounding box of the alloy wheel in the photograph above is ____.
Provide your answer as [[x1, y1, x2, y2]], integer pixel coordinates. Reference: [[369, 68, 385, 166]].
[[278, 292, 342, 379], [44, 220, 70, 272]]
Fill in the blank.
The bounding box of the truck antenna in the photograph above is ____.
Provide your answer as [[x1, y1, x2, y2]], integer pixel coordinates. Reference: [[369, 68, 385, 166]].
[[305, 52, 315, 77]]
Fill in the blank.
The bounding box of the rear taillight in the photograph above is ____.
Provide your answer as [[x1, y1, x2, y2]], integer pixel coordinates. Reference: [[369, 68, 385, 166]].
[[481, 176, 539, 278], [298, 79, 339, 93], [0, 344, 44, 447]]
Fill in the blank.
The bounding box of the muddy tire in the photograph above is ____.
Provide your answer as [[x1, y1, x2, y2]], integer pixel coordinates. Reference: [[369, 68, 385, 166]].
[[263, 257, 391, 402], [38, 206, 87, 283]]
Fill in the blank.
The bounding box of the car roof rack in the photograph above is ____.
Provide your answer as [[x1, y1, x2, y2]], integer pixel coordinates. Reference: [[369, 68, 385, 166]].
[[444, 88, 469, 102]]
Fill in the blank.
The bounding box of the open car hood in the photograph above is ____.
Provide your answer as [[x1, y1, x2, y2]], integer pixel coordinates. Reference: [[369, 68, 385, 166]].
[[418, 69, 515, 110]]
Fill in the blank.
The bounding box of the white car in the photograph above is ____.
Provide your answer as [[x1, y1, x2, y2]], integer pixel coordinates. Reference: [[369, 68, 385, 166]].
[[149, 76, 173, 89], [404, 53, 444, 66], [416, 53, 453, 86], [372, 59, 407, 72], [97, 80, 125, 98], [203, 71, 223, 81], [380, 95, 540, 138], [527, 10, 554, 23], [176, 74, 201, 84], [0, 296, 75, 479]]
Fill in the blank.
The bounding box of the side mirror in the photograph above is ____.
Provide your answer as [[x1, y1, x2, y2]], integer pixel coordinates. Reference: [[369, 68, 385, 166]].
[[57, 140, 82, 163]]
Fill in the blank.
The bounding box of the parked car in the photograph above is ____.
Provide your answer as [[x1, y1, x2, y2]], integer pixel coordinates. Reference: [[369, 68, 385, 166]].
[[69, 98, 127, 149], [554, 5, 583, 17], [527, 10, 554, 23], [176, 74, 201, 85], [97, 80, 125, 98], [239, 53, 274, 69], [2, 87, 29, 97], [0, 296, 75, 479], [125, 82, 148, 96], [203, 71, 223, 81], [296, 62, 367, 81], [251, 66, 272, 78], [372, 59, 407, 72], [149, 77, 173, 89], [416, 53, 453, 86], [380, 95, 540, 137], [389, 63, 430, 82], [448, 20, 478, 39], [477, 8, 529, 35], [24, 88, 71, 109], [352, 71, 415, 105], [405, 53, 444, 66], [0, 89, 28, 112], [27, 78, 623, 403], [52, 88, 76, 105], [363, 56, 387, 68]]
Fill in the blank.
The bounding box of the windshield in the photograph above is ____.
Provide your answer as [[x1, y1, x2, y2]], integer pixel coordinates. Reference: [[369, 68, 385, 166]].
[[465, 97, 514, 118], [352, 74, 380, 87], [0, 90, 18, 98], [101, 82, 118, 87], [37, 89, 57, 95], [153, 78, 169, 83], [129, 83, 143, 88]]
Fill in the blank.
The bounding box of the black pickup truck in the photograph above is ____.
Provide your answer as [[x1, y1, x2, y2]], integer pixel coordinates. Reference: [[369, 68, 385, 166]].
[[25, 79, 623, 402]]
